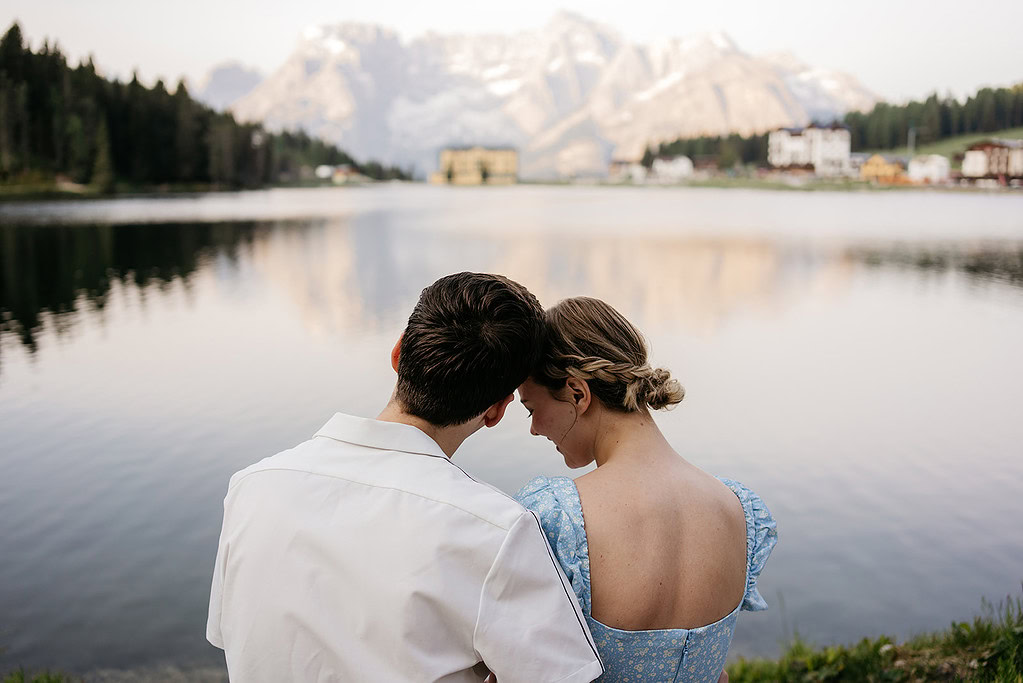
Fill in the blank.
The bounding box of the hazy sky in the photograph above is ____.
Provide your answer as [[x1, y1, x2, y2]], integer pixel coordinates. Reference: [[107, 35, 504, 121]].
[[4, 0, 1021, 102]]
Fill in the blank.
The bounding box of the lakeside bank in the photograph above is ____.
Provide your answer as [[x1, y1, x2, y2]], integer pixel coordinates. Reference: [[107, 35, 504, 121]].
[[3, 176, 1021, 204], [5, 596, 1021, 682], [727, 595, 1023, 682]]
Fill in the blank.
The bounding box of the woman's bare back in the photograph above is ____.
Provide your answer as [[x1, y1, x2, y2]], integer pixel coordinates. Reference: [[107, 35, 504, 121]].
[[575, 458, 748, 631]]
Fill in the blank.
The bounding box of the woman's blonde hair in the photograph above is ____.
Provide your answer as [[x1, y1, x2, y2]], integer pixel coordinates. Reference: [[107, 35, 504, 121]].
[[534, 297, 685, 412]]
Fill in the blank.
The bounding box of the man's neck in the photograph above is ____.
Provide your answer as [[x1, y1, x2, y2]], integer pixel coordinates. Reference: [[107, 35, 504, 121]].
[[376, 401, 474, 458]]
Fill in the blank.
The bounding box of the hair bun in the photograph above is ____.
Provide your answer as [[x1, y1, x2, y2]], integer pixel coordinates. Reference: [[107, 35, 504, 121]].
[[538, 297, 686, 413], [641, 367, 685, 410]]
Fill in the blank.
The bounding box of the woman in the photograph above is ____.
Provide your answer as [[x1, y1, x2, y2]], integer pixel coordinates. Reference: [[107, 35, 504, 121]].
[[515, 297, 777, 683]]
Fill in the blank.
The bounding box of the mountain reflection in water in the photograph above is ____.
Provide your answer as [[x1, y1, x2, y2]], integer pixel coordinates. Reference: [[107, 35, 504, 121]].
[[4, 218, 1023, 366]]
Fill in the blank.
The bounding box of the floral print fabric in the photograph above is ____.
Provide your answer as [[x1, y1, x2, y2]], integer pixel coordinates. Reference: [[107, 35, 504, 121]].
[[516, 475, 777, 683]]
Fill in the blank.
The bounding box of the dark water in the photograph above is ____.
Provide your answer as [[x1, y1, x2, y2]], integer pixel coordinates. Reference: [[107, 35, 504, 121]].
[[2, 185, 1022, 678]]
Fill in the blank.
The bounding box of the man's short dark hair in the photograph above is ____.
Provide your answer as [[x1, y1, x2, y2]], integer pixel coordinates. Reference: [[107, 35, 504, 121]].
[[395, 272, 544, 426]]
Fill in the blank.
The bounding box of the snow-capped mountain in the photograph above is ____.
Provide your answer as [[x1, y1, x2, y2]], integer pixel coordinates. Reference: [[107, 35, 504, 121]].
[[220, 11, 878, 178], [760, 52, 877, 123]]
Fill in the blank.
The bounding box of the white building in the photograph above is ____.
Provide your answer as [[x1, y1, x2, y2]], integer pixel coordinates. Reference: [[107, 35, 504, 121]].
[[316, 163, 369, 184], [768, 125, 852, 177], [650, 156, 694, 183], [962, 150, 988, 177], [907, 155, 950, 184], [962, 139, 1023, 179]]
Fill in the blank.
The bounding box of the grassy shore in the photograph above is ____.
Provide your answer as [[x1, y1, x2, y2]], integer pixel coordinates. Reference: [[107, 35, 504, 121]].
[[0, 178, 385, 202], [5, 597, 1023, 682], [728, 595, 1023, 682], [4, 599, 1022, 682], [3, 672, 69, 683]]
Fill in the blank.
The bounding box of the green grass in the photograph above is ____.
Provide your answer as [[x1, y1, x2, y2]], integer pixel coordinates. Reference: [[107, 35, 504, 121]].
[[4, 595, 1022, 682], [728, 595, 1023, 682], [865, 127, 1023, 162], [2, 671, 75, 683]]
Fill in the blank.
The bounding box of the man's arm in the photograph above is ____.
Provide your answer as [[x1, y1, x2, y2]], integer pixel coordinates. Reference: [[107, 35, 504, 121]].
[[474, 511, 603, 683]]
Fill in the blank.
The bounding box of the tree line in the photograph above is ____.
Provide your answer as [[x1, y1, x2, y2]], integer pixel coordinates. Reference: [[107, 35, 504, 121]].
[[643, 133, 768, 169], [645, 83, 1023, 168], [1, 221, 264, 356], [0, 22, 409, 191]]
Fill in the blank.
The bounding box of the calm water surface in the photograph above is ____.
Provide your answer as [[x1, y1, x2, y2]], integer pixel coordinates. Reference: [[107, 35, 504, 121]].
[[2, 185, 1023, 677]]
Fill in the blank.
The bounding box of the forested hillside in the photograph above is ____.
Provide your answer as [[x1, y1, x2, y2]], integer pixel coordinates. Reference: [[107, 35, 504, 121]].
[[0, 22, 408, 192]]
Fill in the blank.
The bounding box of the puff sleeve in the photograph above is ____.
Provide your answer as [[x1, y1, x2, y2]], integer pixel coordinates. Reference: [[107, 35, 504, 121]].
[[718, 478, 778, 612]]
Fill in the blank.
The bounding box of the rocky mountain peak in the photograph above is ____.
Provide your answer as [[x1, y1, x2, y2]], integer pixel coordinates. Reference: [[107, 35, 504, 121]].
[[211, 13, 879, 178]]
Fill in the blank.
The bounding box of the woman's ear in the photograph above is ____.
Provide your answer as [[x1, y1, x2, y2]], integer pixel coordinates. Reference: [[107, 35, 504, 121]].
[[390, 332, 403, 372], [564, 377, 592, 414]]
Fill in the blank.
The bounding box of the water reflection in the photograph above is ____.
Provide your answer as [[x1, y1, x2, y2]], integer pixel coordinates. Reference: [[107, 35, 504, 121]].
[[4, 219, 1023, 368], [0, 222, 266, 354], [852, 243, 1023, 286], [2, 197, 1023, 674]]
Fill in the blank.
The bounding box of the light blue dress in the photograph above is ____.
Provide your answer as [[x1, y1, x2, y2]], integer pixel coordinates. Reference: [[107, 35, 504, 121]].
[[515, 476, 777, 683]]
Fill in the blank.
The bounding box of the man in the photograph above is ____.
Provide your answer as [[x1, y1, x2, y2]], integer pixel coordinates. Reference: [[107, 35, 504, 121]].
[[207, 272, 603, 682]]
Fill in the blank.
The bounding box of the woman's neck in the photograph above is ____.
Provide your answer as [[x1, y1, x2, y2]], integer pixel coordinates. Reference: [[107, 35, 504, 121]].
[[590, 407, 676, 468]]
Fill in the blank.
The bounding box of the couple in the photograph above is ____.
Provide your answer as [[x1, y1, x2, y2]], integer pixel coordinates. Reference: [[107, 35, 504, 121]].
[[207, 272, 777, 682]]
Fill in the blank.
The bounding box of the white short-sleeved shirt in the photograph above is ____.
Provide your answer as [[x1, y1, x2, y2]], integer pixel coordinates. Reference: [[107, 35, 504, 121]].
[[207, 413, 603, 682]]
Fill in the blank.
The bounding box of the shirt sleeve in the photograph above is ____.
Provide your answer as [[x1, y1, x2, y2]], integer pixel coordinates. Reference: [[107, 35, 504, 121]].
[[206, 504, 228, 649], [474, 511, 604, 683], [515, 476, 591, 615]]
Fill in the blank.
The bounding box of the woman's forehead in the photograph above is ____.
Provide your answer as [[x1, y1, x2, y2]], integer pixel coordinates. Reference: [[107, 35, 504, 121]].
[[518, 378, 543, 398]]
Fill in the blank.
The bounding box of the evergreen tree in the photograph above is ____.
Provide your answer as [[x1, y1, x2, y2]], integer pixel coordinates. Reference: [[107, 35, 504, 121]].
[[641, 146, 654, 168], [977, 89, 998, 131], [920, 95, 941, 144], [0, 72, 12, 178], [64, 112, 90, 182], [90, 116, 114, 192], [173, 80, 199, 182]]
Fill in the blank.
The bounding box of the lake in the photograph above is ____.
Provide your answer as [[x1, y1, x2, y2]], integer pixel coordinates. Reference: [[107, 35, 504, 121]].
[[2, 184, 1022, 679]]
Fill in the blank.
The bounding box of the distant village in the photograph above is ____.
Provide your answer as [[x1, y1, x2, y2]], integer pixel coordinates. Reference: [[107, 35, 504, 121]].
[[366, 126, 1022, 189]]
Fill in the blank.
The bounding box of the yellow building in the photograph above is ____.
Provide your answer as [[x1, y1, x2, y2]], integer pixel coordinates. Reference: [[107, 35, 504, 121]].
[[860, 154, 906, 183], [429, 146, 518, 185]]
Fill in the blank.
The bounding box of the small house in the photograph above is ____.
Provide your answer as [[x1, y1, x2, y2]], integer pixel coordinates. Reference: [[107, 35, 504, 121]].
[[907, 155, 950, 184], [650, 155, 694, 183], [860, 154, 906, 183], [962, 139, 1023, 179]]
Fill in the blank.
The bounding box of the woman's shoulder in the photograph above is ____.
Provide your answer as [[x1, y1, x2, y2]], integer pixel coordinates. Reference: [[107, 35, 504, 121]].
[[514, 475, 585, 536], [716, 477, 779, 611], [516, 475, 579, 506]]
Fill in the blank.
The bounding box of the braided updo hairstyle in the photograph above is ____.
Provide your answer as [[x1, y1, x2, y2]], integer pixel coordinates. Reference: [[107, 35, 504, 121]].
[[534, 297, 685, 412]]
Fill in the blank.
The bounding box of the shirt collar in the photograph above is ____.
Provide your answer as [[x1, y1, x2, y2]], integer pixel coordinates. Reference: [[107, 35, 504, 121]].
[[313, 412, 448, 460]]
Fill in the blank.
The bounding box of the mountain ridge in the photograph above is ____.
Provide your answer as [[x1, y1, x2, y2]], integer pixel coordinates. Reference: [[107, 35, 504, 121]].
[[197, 12, 878, 178]]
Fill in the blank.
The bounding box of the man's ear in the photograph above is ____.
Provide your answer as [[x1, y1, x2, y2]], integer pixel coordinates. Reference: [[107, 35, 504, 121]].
[[483, 393, 515, 428], [390, 332, 403, 372], [565, 377, 592, 414]]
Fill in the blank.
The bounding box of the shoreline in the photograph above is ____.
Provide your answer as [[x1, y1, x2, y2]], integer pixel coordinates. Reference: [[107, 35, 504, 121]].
[[6, 596, 1021, 682], [1, 177, 1020, 204], [727, 594, 1023, 682]]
